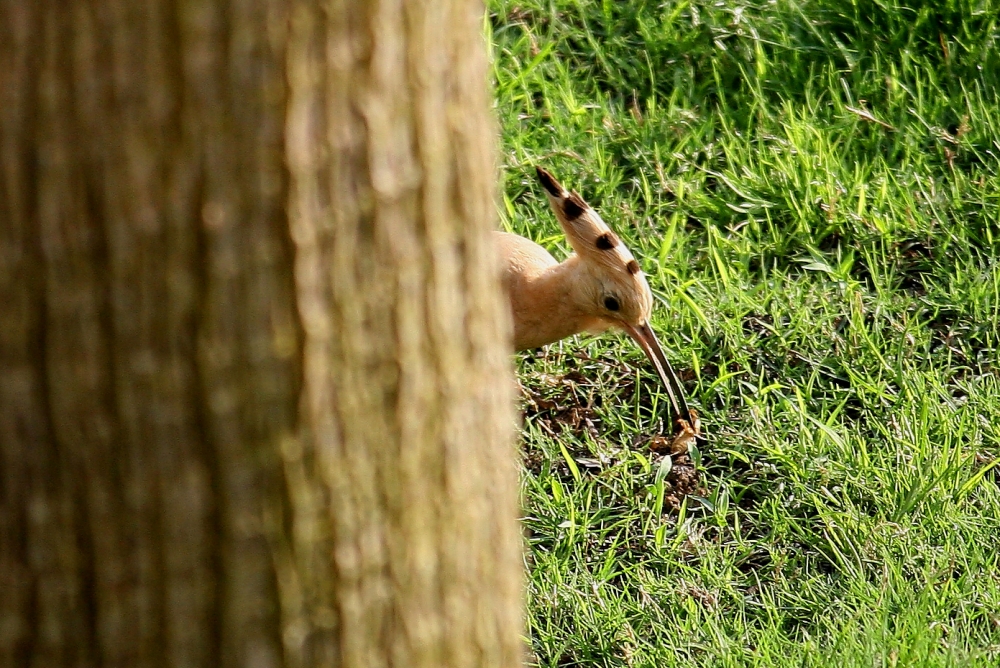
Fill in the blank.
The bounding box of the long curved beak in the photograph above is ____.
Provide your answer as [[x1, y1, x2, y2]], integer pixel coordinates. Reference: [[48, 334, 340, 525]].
[[622, 321, 691, 427]]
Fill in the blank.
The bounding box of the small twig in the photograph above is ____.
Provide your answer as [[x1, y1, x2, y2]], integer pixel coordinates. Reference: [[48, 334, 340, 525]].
[[845, 104, 895, 131]]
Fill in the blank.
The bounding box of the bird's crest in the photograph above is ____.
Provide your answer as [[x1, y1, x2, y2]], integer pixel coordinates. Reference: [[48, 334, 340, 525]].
[[535, 166, 641, 276]]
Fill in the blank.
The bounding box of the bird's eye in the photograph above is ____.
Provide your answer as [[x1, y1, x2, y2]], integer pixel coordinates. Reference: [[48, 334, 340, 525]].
[[604, 296, 620, 312]]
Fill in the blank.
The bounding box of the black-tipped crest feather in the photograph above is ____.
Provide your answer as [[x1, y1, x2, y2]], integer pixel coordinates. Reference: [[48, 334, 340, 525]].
[[596, 232, 619, 250], [535, 166, 563, 197], [562, 193, 586, 220]]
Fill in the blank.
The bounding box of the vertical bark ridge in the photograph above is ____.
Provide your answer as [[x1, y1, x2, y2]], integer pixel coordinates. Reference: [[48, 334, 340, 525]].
[[88, 2, 212, 665], [285, 0, 521, 666], [177, 1, 296, 666], [37, 5, 125, 665], [0, 3, 46, 665]]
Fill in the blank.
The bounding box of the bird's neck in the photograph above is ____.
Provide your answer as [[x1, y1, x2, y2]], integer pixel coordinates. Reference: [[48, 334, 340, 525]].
[[512, 255, 608, 350]]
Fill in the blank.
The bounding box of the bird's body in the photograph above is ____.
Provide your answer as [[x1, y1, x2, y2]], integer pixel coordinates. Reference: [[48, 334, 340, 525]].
[[496, 167, 693, 428]]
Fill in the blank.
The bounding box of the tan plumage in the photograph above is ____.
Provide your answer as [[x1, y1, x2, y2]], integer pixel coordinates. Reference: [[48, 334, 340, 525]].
[[495, 166, 691, 426]]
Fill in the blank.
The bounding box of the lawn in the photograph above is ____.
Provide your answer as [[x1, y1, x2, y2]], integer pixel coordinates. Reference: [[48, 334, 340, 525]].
[[487, 0, 1000, 665]]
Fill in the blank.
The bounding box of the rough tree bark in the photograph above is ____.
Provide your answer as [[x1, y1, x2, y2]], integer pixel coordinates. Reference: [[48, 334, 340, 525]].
[[0, 1, 521, 667]]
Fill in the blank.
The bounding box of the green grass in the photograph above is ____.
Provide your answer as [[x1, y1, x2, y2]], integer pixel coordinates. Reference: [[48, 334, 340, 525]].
[[487, 0, 1000, 664]]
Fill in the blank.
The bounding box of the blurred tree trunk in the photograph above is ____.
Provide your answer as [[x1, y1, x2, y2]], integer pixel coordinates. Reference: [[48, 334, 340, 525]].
[[0, 1, 520, 667]]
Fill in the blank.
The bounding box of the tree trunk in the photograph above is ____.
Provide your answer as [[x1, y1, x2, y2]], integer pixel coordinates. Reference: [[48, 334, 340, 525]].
[[0, 1, 521, 667]]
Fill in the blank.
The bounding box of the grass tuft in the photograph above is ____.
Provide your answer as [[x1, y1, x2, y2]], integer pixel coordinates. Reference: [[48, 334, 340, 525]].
[[491, 0, 1000, 664]]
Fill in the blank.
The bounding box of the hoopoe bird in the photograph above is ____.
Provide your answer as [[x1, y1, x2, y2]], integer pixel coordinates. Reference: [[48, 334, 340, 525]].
[[496, 166, 694, 430]]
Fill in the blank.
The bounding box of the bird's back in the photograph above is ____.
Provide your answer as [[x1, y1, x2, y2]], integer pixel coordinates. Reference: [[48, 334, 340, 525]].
[[493, 231, 558, 288], [494, 231, 588, 350]]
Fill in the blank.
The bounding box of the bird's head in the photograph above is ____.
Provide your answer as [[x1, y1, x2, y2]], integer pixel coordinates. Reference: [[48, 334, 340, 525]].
[[535, 165, 691, 425]]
